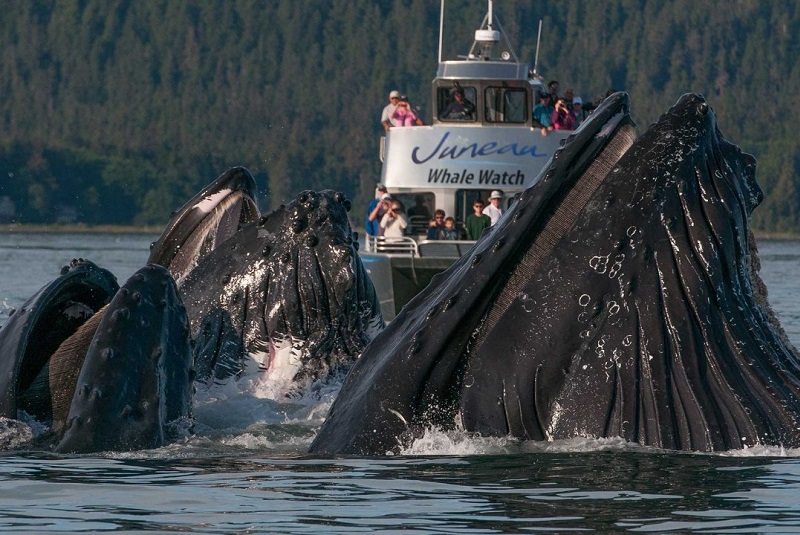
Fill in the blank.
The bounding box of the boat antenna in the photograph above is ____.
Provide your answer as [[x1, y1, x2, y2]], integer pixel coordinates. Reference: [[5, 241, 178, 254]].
[[438, 0, 445, 64], [532, 19, 542, 75]]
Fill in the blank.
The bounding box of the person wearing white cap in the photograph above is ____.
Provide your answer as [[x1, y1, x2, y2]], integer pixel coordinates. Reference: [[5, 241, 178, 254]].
[[368, 190, 393, 236], [381, 90, 402, 131], [483, 190, 504, 226], [365, 184, 389, 237], [572, 96, 587, 128]]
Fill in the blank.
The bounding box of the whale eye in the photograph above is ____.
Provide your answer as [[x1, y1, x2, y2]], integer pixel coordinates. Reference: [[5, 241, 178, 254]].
[[697, 101, 709, 116]]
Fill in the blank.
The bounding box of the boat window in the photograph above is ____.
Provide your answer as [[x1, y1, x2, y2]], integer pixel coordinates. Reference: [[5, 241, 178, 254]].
[[484, 86, 528, 123], [393, 192, 435, 234], [437, 87, 477, 122]]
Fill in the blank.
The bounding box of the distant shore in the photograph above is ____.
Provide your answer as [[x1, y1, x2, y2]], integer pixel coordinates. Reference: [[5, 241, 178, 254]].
[[756, 233, 800, 240], [0, 223, 161, 234]]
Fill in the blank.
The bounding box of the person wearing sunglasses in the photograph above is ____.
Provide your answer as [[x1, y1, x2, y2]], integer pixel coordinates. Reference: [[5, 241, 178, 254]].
[[465, 199, 491, 240], [380, 201, 409, 240], [426, 209, 447, 240]]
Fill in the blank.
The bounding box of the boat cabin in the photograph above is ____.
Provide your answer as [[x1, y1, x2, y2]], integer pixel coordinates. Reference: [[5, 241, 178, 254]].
[[376, 14, 561, 237], [363, 1, 569, 321]]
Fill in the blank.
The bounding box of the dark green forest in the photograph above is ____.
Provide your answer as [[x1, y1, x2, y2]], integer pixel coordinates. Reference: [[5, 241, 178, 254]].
[[0, 0, 798, 231]]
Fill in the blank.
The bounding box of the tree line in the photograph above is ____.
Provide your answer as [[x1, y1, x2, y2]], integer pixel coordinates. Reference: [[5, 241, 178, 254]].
[[0, 0, 798, 231]]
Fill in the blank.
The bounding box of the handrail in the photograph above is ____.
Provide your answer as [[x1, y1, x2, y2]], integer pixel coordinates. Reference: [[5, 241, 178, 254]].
[[365, 235, 419, 256], [364, 236, 477, 258]]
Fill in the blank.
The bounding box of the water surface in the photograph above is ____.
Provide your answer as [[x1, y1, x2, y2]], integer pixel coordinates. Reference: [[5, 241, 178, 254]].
[[1, 233, 800, 533]]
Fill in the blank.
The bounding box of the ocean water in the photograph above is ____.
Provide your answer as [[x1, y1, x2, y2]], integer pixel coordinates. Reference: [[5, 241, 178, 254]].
[[1, 232, 800, 533]]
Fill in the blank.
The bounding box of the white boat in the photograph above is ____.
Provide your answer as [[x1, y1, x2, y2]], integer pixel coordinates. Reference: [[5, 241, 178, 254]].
[[363, 0, 571, 321]]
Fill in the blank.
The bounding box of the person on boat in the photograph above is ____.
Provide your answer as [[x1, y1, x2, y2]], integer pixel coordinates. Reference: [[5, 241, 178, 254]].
[[532, 93, 554, 136], [547, 80, 560, 104], [441, 217, 461, 240], [391, 96, 424, 127], [381, 90, 401, 131], [572, 97, 588, 128], [380, 200, 409, 240], [367, 190, 391, 236], [441, 89, 475, 120], [563, 87, 575, 109], [551, 98, 576, 130], [426, 209, 447, 239], [465, 199, 492, 240], [483, 191, 503, 226]]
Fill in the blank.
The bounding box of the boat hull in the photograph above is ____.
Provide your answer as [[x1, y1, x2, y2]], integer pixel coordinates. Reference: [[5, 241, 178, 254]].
[[362, 249, 467, 321]]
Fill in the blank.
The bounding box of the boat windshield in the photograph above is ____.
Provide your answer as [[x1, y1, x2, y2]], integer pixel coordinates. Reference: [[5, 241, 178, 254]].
[[484, 86, 528, 123], [437, 86, 478, 122]]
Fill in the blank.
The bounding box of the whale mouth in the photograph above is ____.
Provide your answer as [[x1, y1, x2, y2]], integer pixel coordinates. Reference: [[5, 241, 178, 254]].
[[148, 166, 260, 284], [309, 93, 642, 456]]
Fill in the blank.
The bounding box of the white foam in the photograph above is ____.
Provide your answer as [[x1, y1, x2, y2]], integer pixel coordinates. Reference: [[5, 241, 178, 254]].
[[0, 417, 34, 450], [399, 428, 800, 458]]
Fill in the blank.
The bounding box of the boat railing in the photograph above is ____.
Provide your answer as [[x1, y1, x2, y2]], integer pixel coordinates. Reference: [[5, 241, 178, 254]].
[[365, 235, 476, 258], [365, 236, 419, 255]]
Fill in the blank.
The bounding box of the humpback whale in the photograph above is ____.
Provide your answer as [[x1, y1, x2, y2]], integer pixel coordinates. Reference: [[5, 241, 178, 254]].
[[148, 167, 382, 394], [0, 261, 193, 453], [179, 189, 384, 395], [0, 169, 381, 452], [310, 93, 800, 455], [0, 259, 119, 422]]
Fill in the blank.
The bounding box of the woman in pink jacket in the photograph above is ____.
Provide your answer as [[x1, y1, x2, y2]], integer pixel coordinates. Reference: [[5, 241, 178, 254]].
[[551, 97, 576, 130]]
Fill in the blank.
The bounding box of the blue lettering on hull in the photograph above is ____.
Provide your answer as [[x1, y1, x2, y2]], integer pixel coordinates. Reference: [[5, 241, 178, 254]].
[[412, 131, 548, 164]]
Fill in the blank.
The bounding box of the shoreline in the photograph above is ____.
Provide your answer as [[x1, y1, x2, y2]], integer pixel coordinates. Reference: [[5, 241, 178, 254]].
[[0, 223, 161, 234], [0, 223, 797, 241]]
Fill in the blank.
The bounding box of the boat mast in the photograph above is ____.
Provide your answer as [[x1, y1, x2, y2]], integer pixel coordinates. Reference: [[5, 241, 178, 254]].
[[438, 0, 445, 64], [532, 19, 542, 75]]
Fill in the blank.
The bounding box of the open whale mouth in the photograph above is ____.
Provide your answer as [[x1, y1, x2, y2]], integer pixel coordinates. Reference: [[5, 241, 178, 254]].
[[148, 166, 260, 285], [309, 92, 642, 455]]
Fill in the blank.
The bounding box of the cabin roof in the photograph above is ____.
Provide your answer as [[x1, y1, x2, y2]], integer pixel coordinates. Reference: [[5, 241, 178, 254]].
[[436, 61, 530, 80]]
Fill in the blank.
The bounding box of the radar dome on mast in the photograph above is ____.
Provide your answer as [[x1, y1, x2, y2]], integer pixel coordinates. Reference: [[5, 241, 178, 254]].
[[474, 0, 499, 60]]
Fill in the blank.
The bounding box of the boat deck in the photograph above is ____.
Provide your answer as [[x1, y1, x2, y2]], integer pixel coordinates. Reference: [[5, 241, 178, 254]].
[[362, 236, 476, 321]]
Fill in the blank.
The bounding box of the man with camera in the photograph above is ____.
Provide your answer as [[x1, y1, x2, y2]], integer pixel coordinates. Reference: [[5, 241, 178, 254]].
[[380, 199, 409, 240]]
